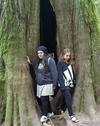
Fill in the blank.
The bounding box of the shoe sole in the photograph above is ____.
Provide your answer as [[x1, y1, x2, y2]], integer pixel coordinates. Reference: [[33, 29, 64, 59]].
[[69, 117, 79, 123], [41, 118, 49, 123]]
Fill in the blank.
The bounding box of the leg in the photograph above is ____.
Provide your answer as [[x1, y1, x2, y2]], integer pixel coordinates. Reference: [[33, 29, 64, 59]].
[[41, 96, 54, 119], [47, 96, 54, 117], [61, 89, 73, 116], [48, 98, 52, 113], [40, 96, 49, 116], [61, 96, 66, 112]]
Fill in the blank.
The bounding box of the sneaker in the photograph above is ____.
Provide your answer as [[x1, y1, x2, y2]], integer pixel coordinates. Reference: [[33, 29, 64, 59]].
[[59, 109, 64, 114], [69, 115, 79, 123], [40, 115, 47, 123], [47, 112, 54, 117]]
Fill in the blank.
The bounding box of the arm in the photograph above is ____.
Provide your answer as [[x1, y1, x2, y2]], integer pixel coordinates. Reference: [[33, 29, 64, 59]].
[[57, 60, 65, 89], [72, 65, 76, 85], [27, 56, 34, 71], [48, 58, 58, 89], [29, 64, 34, 71]]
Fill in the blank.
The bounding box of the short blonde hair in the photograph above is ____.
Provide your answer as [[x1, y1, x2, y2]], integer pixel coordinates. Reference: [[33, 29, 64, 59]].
[[59, 48, 72, 65]]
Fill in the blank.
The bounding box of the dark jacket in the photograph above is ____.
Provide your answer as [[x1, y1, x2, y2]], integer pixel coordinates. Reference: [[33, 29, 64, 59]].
[[57, 60, 76, 90], [29, 57, 58, 88]]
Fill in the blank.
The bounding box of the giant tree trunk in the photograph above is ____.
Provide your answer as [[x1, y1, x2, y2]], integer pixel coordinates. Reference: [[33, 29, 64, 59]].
[[0, 0, 42, 126], [0, 0, 100, 126], [53, 0, 100, 119]]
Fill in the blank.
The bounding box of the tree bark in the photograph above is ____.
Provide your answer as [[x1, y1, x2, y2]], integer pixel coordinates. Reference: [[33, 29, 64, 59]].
[[0, 0, 100, 125], [0, 0, 42, 126], [53, 0, 100, 119], [0, 56, 6, 124], [95, 0, 100, 18], [94, 0, 100, 104]]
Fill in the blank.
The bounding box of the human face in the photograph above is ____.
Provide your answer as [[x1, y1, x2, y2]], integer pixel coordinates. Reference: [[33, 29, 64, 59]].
[[37, 51, 44, 59], [63, 52, 71, 62]]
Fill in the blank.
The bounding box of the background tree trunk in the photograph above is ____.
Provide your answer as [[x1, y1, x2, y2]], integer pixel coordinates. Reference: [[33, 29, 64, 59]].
[[0, 56, 6, 124], [95, 0, 100, 19], [53, 0, 100, 119]]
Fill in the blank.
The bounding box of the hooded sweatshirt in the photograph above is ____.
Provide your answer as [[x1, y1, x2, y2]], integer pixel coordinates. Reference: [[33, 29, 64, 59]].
[[29, 57, 58, 88]]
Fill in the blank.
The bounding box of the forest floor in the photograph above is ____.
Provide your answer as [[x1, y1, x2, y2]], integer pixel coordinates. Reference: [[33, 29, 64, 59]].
[[1, 107, 100, 126], [43, 106, 100, 126], [1, 110, 100, 126]]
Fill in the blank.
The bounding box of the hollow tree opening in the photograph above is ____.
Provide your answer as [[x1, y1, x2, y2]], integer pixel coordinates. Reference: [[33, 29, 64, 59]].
[[35, 0, 59, 107], [40, 0, 57, 62]]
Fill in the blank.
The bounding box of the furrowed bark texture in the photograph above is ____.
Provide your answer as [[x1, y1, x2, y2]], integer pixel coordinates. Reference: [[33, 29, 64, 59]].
[[0, 56, 6, 124], [53, 0, 73, 53], [53, 0, 100, 118], [0, 0, 100, 125], [95, 0, 100, 18], [0, 0, 42, 126], [94, 0, 100, 104]]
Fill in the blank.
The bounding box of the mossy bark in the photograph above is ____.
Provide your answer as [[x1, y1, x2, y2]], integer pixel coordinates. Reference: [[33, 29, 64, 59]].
[[53, 0, 73, 52], [0, 0, 42, 126], [95, 0, 100, 18], [94, 0, 100, 104], [0, 0, 100, 125], [0, 56, 6, 124], [53, 0, 100, 118]]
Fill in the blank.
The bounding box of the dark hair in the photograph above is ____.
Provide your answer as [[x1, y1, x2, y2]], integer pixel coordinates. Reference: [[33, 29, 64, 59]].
[[33, 53, 54, 74], [60, 48, 72, 65]]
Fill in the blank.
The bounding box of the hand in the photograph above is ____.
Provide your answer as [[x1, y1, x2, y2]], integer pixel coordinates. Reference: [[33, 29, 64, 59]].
[[53, 88, 55, 90], [27, 56, 31, 64]]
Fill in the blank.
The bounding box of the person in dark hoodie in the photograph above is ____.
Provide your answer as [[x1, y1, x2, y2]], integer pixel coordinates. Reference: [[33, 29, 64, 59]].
[[27, 46, 58, 123], [57, 48, 79, 123]]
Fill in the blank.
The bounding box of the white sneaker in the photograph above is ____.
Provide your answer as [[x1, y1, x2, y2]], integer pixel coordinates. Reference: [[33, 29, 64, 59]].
[[69, 115, 79, 123], [47, 112, 54, 117], [40, 116, 47, 123]]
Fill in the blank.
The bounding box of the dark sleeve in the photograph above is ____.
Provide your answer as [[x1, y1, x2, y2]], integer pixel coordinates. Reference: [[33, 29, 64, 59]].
[[57, 60, 65, 89], [29, 63, 34, 71], [72, 65, 76, 85], [48, 58, 58, 88]]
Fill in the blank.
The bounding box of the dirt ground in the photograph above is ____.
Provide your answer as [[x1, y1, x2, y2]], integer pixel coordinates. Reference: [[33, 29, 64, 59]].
[[43, 108, 100, 126], [1, 107, 100, 126]]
